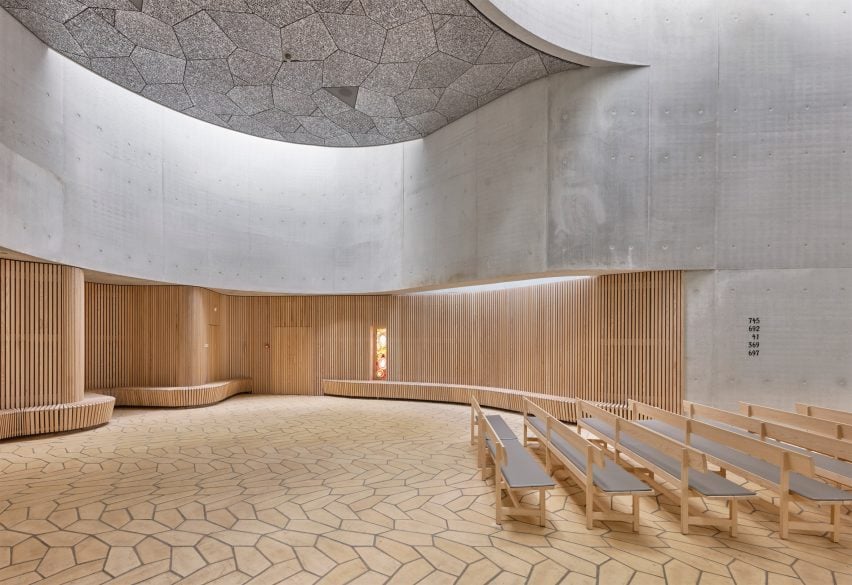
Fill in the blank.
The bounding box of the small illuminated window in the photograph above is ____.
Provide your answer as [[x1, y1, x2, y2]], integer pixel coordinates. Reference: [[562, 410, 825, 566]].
[[373, 327, 388, 380]]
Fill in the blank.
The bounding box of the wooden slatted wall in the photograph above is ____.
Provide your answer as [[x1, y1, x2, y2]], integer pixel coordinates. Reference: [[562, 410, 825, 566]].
[[83, 272, 681, 409], [388, 272, 683, 411], [225, 295, 388, 395], [1, 259, 84, 409], [85, 284, 209, 389]]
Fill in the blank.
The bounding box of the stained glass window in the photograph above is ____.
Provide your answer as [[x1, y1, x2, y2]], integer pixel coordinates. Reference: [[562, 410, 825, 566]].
[[373, 327, 387, 380]]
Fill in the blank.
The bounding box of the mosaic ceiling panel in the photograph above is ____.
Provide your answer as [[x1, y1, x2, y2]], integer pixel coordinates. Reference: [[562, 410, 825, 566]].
[[1, 0, 581, 146]]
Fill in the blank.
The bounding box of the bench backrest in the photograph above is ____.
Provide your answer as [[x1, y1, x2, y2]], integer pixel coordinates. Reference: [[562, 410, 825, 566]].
[[638, 400, 814, 478], [690, 417, 814, 478], [685, 401, 851, 465], [741, 402, 852, 440], [630, 400, 689, 432], [765, 421, 852, 462], [524, 398, 551, 424], [683, 401, 765, 435], [480, 411, 509, 468], [578, 400, 707, 472], [617, 417, 709, 472], [577, 399, 620, 427], [796, 403, 852, 426], [470, 394, 484, 443], [547, 413, 606, 469]]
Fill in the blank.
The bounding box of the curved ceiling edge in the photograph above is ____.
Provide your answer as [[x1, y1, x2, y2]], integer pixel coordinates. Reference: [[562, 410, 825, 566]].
[[469, 0, 650, 67], [3, 6, 598, 295], [0, 2, 582, 147]]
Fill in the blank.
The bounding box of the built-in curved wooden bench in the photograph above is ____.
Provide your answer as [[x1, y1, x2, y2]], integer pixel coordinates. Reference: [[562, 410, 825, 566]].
[[94, 378, 251, 408], [322, 380, 627, 422], [0, 393, 115, 440]]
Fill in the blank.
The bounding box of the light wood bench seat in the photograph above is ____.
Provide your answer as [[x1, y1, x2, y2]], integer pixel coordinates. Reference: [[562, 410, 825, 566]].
[[483, 436, 556, 490], [582, 416, 754, 498], [684, 401, 852, 488], [639, 419, 851, 502], [524, 400, 652, 531], [635, 401, 850, 542], [1, 393, 115, 440], [577, 400, 754, 536], [93, 378, 251, 408], [796, 403, 852, 425], [471, 397, 555, 526]]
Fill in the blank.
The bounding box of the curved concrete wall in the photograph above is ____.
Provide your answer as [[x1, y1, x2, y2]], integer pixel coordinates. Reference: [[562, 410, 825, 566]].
[[0, 9, 404, 294], [3, 2, 852, 408], [4, 3, 852, 291]]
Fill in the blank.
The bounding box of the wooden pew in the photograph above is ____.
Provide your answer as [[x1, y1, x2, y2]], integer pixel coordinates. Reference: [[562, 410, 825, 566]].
[[740, 402, 852, 441], [635, 401, 851, 542], [684, 401, 852, 487], [796, 403, 852, 426], [471, 395, 555, 526], [524, 399, 653, 530], [576, 400, 754, 536]]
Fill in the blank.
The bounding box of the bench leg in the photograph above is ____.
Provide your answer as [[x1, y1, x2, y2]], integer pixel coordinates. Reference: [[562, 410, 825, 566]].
[[680, 488, 690, 535], [779, 493, 789, 540], [539, 487, 546, 527], [729, 499, 738, 538], [495, 478, 502, 525], [632, 494, 640, 533], [586, 487, 595, 530], [523, 425, 528, 446], [545, 446, 551, 474]]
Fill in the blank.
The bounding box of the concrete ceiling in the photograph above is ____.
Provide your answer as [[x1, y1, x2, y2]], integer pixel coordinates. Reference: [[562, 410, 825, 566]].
[[1, 0, 580, 146]]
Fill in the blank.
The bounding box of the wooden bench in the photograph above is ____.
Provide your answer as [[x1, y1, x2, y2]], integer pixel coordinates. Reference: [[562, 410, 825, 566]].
[[1, 393, 115, 440], [740, 402, 852, 441], [471, 397, 555, 526], [324, 379, 629, 422], [684, 401, 852, 489], [796, 403, 852, 426], [577, 400, 754, 536], [93, 378, 251, 408], [633, 401, 851, 542], [523, 399, 653, 531]]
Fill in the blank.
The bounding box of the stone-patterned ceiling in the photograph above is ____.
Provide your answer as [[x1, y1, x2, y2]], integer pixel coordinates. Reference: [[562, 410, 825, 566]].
[[2, 0, 581, 146]]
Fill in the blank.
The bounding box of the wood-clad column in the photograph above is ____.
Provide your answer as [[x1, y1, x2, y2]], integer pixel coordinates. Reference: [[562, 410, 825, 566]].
[[1, 259, 85, 408], [86, 284, 211, 388]]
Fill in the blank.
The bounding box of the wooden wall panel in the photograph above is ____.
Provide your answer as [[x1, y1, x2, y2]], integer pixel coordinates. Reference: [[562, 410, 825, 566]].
[[317, 295, 389, 390], [85, 283, 151, 389], [83, 272, 682, 409], [387, 272, 682, 410], [86, 284, 206, 389], [1, 259, 84, 409]]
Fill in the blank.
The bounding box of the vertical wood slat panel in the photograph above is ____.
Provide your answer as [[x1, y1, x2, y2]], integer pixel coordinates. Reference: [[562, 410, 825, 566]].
[[1, 259, 85, 409], [82, 272, 682, 409], [389, 272, 682, 409]]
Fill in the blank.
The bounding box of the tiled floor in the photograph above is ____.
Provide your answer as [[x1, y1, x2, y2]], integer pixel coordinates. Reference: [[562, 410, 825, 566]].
[[0, 396, 849, 585]]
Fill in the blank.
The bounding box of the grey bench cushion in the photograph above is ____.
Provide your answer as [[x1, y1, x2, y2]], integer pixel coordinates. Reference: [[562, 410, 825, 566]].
[[697, 418, 852, 484], [548, 429, 652, 494], [640, 420, 852, 503], [486, 414, 518, 441], [485, 436, 555, 489], [527, 414, 547, 436], [580, 417, 754, 498]]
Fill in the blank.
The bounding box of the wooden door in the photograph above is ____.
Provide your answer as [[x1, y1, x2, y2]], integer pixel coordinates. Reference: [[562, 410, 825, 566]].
[[272, 326, 316, 394]]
